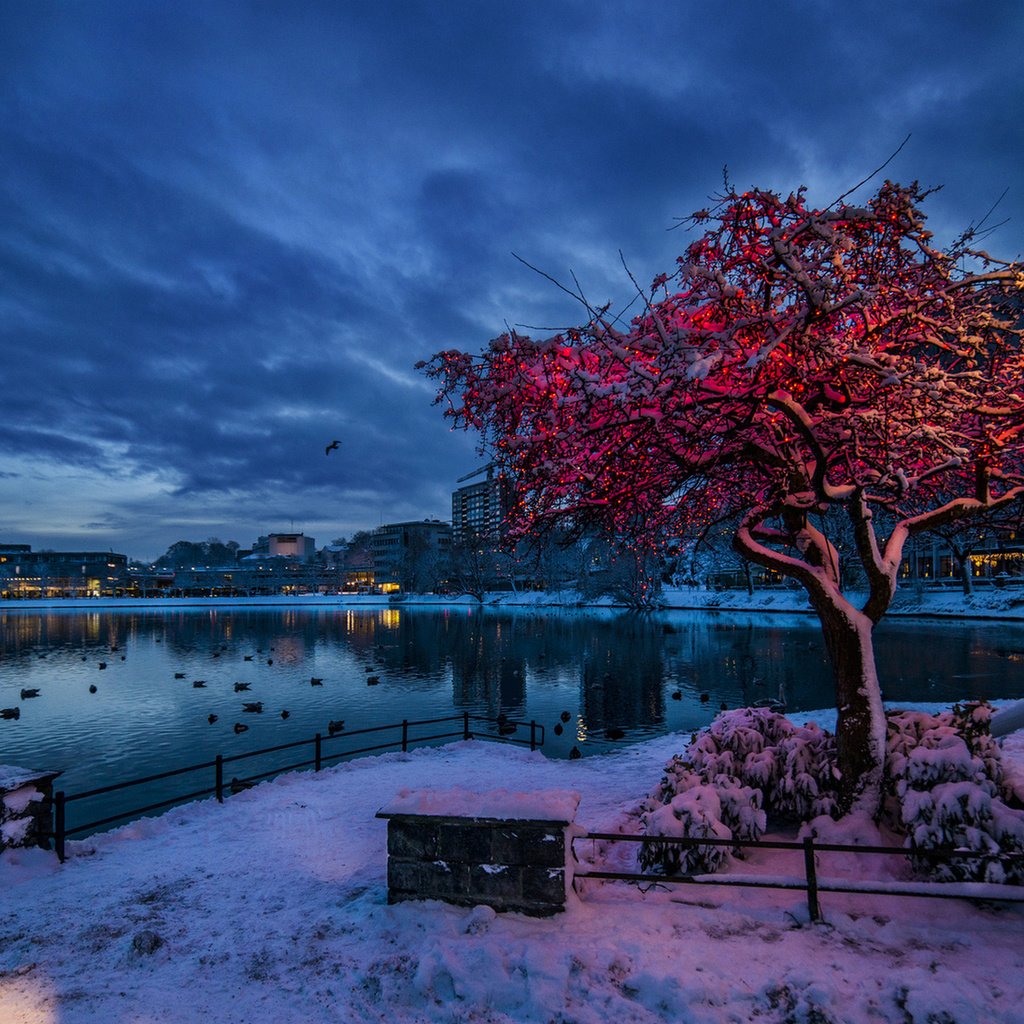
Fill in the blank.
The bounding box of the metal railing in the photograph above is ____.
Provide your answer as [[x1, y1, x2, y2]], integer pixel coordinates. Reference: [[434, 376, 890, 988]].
[[51, 712, 543, 860], [573, 832, 1024, 920]]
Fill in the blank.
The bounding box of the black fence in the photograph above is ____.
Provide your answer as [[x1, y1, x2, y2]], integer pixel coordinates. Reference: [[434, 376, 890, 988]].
[[51, 712, 543, 861], [573, 832, 1024, 920]]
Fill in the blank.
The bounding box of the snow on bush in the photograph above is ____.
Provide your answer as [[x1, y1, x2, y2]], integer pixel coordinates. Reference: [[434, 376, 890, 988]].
[[886, 704, 1024, 884], [639, 703, 1024, 883], [686, 708, 840, 821], [638, 780, 733, 875]]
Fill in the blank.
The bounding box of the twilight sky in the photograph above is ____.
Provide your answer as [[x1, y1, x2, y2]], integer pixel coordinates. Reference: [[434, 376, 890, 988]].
[[1, 2, 1022, 562]]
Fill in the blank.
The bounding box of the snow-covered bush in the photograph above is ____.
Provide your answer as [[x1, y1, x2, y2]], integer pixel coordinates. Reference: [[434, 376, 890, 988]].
[[639, 703, 1023, 883], [638, 778, 733, 875], [688, 708, 840, 821], [886, 703, 1024, 884]]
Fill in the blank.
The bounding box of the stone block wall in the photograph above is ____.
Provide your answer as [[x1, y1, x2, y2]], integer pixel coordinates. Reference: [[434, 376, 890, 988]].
[[378, 789, 579, 916], [0, 767, 61, 852]]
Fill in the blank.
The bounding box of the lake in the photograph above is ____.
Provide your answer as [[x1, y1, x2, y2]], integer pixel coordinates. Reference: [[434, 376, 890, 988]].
[[2, 604, 1023, 833]]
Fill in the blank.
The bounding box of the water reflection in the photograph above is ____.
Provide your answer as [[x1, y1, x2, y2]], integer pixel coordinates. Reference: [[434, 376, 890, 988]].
[[1, 606, 1022, 806]]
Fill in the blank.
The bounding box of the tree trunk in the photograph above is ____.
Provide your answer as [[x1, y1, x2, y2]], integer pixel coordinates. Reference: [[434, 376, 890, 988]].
[[809, 593, 887, 816], [954, 547, 975, 598], [743, 560, 754, 597]]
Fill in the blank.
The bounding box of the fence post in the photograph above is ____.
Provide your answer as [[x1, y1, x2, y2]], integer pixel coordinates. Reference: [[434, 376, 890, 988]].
[[530, 721, 537, 751], [402, 719, 409, 752], [463, 711, 470, 741], [314, 732, 322, 772], [54, 790, 66, 863], [803, 836, 820, 922], [215, 755, 224, 803]]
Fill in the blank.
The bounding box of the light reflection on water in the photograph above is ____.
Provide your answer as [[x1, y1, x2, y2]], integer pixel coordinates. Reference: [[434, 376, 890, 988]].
[[1, 605, 1023, 827]]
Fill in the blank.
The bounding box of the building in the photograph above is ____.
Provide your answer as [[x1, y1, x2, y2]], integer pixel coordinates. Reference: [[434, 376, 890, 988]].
[[0, 545, 128, 598], [372, 521, 451, 594], [451, 468, 511, 542], [267, 533, 316, 561]]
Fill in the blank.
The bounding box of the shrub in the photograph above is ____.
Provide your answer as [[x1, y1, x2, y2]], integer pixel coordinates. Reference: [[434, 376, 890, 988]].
[[886, 703, 1024, 883], [639, 703, 1023, 883]]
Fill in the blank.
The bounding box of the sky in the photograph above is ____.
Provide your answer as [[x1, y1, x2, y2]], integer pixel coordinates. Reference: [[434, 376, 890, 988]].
[[1, 2, 1023, 562]]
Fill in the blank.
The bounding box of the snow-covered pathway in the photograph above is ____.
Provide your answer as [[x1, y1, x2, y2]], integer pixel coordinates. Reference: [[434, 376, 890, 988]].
[[2, 728, 1023, 1023]]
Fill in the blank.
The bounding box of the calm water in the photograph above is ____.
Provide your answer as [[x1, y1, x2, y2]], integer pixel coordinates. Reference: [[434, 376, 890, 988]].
[[2, 605, 1023, 831]]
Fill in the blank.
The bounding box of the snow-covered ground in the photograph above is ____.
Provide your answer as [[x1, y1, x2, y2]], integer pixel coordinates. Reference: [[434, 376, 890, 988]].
[[2, 710, 1023, 1023]]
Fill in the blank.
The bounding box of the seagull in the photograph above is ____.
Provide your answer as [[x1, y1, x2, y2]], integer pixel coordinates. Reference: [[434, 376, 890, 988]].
[[325, 440, 341, 456]]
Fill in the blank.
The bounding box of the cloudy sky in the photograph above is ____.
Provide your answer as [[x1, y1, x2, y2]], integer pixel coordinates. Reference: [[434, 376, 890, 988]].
[[1, 2, 1022, 561]]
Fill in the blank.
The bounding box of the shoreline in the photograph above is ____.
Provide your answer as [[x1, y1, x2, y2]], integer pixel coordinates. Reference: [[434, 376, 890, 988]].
[[3, 585, 1024, 621]]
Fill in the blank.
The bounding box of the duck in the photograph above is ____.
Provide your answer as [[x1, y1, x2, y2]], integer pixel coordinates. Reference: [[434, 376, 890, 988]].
[[243, 655, 253, 662], [366, 676, 380, 686], [310, 677, 323, 685], [234, 682, 251, 692], [569, 746, 582, 760], [233, 722, 248, 734], [280, 710, 290, 720], [553, 723, 564, 736], [1, 708, 20, 720], [328, 719, 345, 735], [208, 713, 218, 724], [605, 727, 625, 741], [559, 710, 571, 723], [98, 662, 107, 670], [20, 688, 39, 699], [89, 685, 97, 694], [174, 672, 186, 679], [241, 701, 263, 713], [671, 690, 682, 701], [193, 680, 207, 688]]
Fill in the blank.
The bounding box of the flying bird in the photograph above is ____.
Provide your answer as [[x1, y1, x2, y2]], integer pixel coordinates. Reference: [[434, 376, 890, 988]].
[[325, 440, 341, 455]]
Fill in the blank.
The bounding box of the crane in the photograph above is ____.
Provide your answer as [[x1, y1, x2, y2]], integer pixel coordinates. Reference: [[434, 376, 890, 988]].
[[456, 462, 496, 484]]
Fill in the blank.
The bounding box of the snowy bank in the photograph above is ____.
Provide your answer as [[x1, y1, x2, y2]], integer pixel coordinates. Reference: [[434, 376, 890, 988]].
[[2, 722, 1022, 1023], [4, 584, 1024, 620]]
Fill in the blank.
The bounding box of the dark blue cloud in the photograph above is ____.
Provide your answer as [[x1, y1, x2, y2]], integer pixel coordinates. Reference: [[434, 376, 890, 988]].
[[1, 2, 1021, 558]]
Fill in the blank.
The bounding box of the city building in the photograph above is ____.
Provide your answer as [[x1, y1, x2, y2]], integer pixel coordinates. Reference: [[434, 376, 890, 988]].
[[267, 533, 316, 561], [0, 545, 128, 598], [372, 521, 451, 594], [451, 465, 510, 542]]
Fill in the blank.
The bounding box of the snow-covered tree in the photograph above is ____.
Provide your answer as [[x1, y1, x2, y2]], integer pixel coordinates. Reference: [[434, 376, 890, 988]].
[[423, 181, 1024, 813]]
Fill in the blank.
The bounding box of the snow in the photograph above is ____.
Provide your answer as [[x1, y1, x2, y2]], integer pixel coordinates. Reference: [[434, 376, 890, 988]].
[[0, 767, 58, 794], [2, 785, 44, 816], [379, 788, 580, 823], [2, 722, 1023, 1023], [5, 582, 1024, 621]]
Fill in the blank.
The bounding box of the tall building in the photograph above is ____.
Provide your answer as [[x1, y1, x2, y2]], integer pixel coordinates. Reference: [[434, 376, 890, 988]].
[[451, 467, 510, 542]]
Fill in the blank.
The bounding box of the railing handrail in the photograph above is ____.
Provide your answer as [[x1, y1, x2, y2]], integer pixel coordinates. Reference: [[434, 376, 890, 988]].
[[51, 712, 543, 858], [573, 830, 1024, 920], [579, 830, 1024, 862]]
